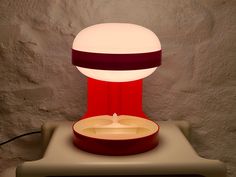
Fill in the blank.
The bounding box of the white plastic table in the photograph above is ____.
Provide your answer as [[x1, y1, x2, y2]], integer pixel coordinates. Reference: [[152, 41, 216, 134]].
[[16, 121, 226, 177]]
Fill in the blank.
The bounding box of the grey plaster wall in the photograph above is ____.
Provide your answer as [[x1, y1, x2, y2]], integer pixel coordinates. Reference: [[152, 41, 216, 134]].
[[0, 0, 235, 176]]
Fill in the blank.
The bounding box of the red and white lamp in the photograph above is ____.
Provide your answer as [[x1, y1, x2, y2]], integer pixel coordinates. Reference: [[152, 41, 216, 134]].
[[72, 23, 162, 155]]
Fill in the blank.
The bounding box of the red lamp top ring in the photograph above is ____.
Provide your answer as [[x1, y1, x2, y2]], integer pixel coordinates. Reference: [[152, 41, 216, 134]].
[[72, 50, 161, 70]]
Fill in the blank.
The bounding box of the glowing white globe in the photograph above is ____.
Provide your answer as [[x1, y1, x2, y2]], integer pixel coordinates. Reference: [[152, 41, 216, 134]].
[[72, 23, 161, 82]]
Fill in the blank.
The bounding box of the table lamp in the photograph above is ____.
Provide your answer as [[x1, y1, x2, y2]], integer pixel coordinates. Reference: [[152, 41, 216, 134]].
[[72, 23, 162, 155], [15, 23, 226, 177]]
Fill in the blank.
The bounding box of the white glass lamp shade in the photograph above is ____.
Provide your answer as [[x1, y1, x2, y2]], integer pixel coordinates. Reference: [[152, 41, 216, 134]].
[[72, 23, 161, 82]]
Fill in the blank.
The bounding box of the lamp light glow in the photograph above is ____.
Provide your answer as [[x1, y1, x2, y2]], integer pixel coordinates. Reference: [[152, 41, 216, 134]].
[[72, 23, 161, 82]]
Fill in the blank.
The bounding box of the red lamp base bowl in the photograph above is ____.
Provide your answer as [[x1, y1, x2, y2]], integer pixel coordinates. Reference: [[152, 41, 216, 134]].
[[72, 115, 159, 156]]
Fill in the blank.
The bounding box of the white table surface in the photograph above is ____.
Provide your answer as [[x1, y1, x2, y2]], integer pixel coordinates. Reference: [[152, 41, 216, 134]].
[[16, 121, 226, 177]]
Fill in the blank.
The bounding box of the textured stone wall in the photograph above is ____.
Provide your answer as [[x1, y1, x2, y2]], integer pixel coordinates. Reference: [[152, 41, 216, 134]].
[[0, 0, 235, 176]]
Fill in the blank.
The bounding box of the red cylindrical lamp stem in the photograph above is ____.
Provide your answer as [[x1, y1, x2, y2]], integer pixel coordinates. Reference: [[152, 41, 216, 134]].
[[82, 78, 148, 119]]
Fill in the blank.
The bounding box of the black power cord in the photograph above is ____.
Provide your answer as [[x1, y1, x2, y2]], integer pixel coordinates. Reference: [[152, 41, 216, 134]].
[[0, 131, 41, 146]]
